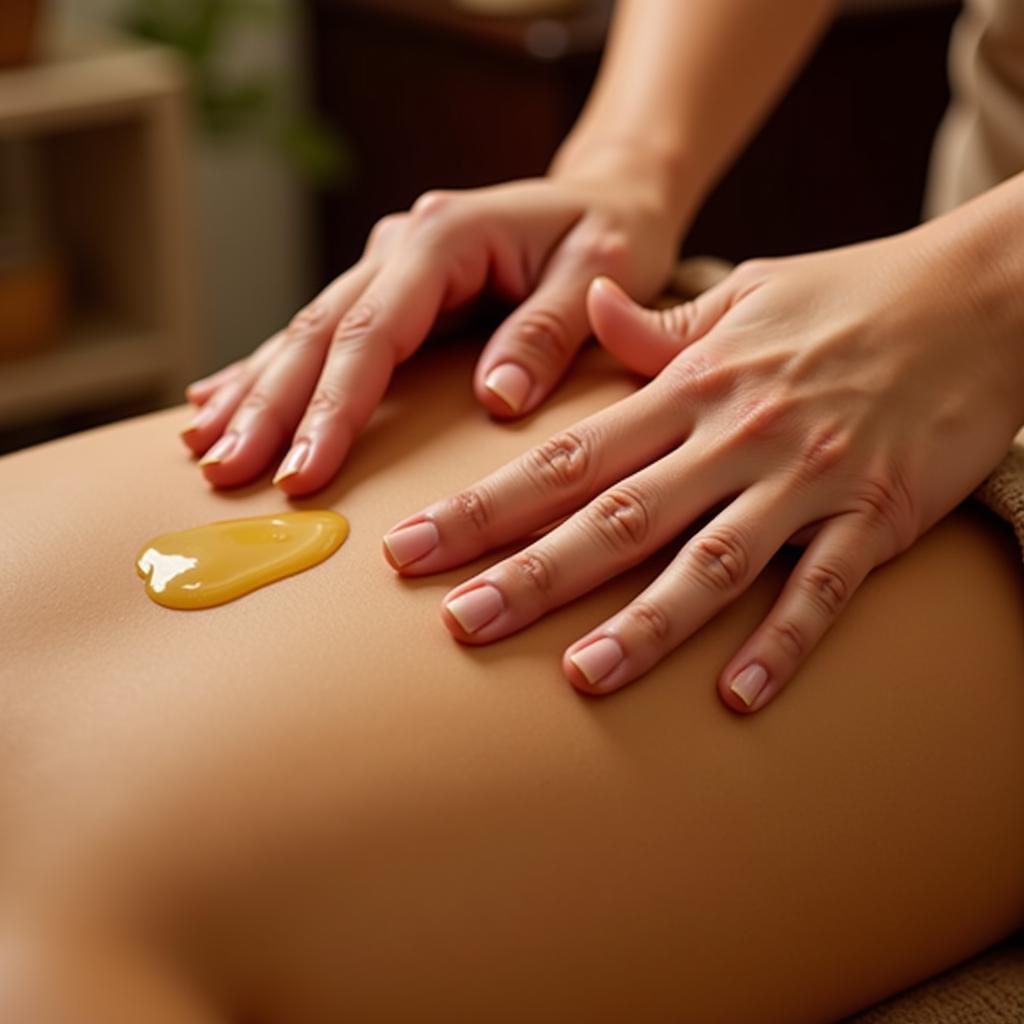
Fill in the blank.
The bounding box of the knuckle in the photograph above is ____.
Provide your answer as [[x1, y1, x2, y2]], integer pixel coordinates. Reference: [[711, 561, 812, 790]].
[[568, 229, 630, 273], [662, 349, 735, 404], [854, 460, 917, 550], [511, 307, 577, 365], [238, 388, 272, 415], [509, 548, 558, 598], [686, 524, 751, 593], [733, 257, 775, 282], [794, 426, 853, 483], [285, 301, 331, 346], [235, 390, 289, 441], [624, 599, 672, 644], [583, 485, 653, 552], [445, 487, 492, 536], [525, 430, 593, 494], [800, 561, 850, 619], [306, 385, 346, 421], [333, 300, 380, 347], [411, 189, 454, 221], [724, 395, 791, 447], [770, 618, 806, 661], [366, 212, 405, 251]]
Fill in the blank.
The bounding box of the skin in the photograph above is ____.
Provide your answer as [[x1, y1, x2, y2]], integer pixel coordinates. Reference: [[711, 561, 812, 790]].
[[179, 0, 835, 494], [2, 338, 1024, 1022], [175, 0, 1024, 713], [385, 175, 1024, 712]]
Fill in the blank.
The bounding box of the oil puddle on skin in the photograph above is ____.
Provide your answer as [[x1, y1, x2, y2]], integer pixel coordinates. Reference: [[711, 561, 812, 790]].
[[136, 510, 349, 610]]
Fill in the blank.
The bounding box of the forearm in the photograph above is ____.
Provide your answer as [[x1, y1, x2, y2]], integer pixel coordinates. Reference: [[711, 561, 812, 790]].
[[551, 0, 835, 230], [907, 171, 1024, 426]]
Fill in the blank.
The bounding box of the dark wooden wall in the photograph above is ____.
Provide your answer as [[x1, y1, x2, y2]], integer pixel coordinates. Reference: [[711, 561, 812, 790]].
[[304, 0, 960, 283]]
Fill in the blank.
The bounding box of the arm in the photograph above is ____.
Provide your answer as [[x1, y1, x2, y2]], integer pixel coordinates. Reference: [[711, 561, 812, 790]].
[[552, 0, 837, 228], [388, 171, 1024, 710], [912, 170, 1024, 419], [183, 0, 836, 496]]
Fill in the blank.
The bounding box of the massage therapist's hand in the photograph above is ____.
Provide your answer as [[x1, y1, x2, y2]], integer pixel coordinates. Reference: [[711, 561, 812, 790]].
[[383, 231, 1024, 712], [180, 159, 683, 494]]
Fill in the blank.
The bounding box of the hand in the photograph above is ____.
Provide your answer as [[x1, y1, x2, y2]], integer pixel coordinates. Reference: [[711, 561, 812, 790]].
[[180, 162, 683, 494], [381, 234, 1024, 712]]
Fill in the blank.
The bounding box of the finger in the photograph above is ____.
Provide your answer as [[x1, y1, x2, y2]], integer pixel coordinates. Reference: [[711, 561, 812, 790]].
[[184, 328, 290, 409], [587, 274, 740, 378], [178, 369, 262, 459], [185, 362, 244, 406], [474, 229, 626, 418], [382, 374, 697, 574], [436, 429, 757, 645], [562, 478, 808, 695], [199, 262, 376, 488], [273, 251, 453, 495], [717, 513, 880, 713]]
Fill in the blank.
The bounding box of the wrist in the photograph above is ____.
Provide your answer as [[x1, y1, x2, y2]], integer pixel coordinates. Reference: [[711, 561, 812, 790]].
[[904, 191, 1024, 427], [549, 132, 698, 236]]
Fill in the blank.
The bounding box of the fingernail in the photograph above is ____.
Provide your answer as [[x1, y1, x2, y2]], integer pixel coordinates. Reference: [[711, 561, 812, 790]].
[[570, 636, 624, 687], [445, 584, 504, 634], [730, 663, 769, 707], [273, 440, 311, 485], [383, 520, 439, 567], [484, 363, 532, 413], [198, 433, 238, 467], [590, 275, 622, 302], [182, 405, 217, 436]]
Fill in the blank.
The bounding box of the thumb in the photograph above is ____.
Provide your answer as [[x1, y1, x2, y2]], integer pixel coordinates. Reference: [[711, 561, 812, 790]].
[[587, 274, 739, 378]]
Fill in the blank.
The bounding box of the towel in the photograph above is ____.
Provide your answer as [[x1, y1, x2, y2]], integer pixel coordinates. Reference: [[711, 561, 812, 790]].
[[845, 931, 1024, 1023], [975, 440, 1024, 562]]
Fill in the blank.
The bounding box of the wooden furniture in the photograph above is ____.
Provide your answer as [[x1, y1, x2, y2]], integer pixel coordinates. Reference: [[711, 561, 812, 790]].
[[304, 0, 959, 280], [0, 30, 196, 447]]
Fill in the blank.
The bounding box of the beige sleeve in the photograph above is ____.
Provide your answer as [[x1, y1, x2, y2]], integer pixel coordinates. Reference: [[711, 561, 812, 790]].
[[925, 0, 1024, 217]]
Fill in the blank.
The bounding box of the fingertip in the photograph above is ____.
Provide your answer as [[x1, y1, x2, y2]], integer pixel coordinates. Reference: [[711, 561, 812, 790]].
[[721, 661, 775, 714], [197, 431, 278, 489], [179, 424, 205, 455], [273, 437, 348, 497], [564, 635, 627, 696], [480, 362, 535, 417]]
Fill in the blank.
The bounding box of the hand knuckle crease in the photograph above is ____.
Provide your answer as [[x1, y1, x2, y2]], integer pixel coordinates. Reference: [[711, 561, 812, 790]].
[[334, 301, 379, 343], [514, 308, 575, 363], [448, 489, 491, 534], [526, 431, 592, 493], [510, 550, 556, 596], [771, 619, 805, 659], [308, 386, 345, 420], [803, 563, 849, 617], [627, 600, 672, 643], [586, 486, 652, 550], [688, 526, 749, 591], [287, 303, 329, 342]]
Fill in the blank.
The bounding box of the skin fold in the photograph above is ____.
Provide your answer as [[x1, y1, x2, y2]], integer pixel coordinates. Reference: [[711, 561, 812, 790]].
[[2, 338, 1023, 1022]]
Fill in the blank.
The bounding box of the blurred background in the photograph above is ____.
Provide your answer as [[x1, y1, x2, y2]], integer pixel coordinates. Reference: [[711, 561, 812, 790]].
[[0, 0, 959, 455]]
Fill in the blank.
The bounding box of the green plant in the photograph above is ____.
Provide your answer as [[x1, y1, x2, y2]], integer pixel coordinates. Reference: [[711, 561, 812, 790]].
[[120, 0, 349, 184]]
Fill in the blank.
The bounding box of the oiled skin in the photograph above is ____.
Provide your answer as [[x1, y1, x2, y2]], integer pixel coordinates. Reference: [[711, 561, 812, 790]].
[[1, 338, 1022, 1023]]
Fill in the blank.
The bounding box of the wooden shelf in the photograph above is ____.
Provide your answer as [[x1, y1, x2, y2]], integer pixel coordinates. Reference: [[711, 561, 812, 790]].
[[0, 322, 170, 425], [0, 27, 196, 439], [0, 32, 185, 138]]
